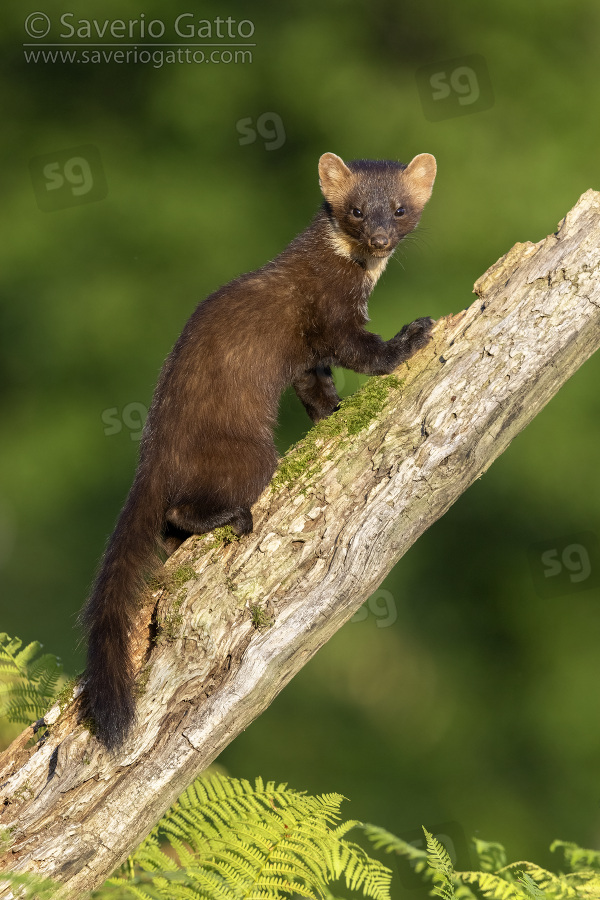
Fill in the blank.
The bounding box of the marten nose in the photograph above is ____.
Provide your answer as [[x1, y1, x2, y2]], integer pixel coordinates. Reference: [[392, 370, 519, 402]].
[[370, 234, 390, 250]]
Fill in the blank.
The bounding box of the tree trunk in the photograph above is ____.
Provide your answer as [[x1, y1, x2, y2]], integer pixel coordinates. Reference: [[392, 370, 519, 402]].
[[1, 189, 600, 897]]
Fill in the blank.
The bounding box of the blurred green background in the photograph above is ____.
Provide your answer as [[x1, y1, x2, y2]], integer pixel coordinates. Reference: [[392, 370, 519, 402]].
[[1, 0, 600, 882]]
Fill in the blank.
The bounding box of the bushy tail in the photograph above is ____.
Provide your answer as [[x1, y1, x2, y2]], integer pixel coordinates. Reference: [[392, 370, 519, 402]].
[[81, 475, 164, 750]]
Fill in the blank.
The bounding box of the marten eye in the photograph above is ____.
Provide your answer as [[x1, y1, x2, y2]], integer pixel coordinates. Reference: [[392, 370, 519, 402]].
[[394, 206, 406, 217], [351, 207, 363, 219]]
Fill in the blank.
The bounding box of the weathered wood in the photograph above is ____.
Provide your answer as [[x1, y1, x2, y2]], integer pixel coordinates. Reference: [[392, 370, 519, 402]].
[[1, 189, 600, 897]]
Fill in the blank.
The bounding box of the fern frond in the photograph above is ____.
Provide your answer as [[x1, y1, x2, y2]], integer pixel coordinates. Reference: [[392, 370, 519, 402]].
[[104, 773, 392, 900], [566, 873, 600, 900], [459, 870, 528, 900], [0, 870, 61, 899], [425, 827, 454, 877], [361, 821, 431, 890], [0, 633, 63, 724], [502, 861, 569, 893], [551, 842, 600, 874], [355, 824, 600, 900], [473, 839, 508, 873], [333, 841, 391, 899], [516, 873, 550, 899], [361, 822, 427, 860], [424, 827, 455, 900]]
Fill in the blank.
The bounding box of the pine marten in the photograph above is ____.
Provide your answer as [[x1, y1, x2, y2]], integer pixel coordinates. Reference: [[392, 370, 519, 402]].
[[81, 151, 437, 750]]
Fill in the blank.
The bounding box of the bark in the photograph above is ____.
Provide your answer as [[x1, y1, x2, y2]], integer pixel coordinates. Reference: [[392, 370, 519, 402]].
[[1, 189, 600, 897]]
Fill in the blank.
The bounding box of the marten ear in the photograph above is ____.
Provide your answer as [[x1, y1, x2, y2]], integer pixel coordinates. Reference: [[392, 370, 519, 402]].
[[318, 152, 353, 204], [403, 153, 437, 208]]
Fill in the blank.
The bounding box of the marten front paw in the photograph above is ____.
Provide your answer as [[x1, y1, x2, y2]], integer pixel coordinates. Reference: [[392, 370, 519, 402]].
[[394, 316, 435, 354], [403, 316, 435, 344]]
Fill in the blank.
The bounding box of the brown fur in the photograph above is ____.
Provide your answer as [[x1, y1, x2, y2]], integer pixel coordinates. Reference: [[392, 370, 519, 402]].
[[81, 151, 437, 749]]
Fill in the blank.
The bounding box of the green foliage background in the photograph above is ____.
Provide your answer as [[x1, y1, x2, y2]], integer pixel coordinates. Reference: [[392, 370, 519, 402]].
[[1, 0, 599, 880]]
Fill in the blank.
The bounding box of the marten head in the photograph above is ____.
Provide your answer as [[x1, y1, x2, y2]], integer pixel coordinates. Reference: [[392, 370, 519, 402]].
[[318, 152, 436, 262]]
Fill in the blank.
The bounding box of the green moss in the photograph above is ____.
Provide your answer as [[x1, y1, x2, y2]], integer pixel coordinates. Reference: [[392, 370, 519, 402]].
[[81, 717, 97, 736], [272, 374, 402, 492], [170, 565, 196, 586], [250, 604, 274, 629], [0, 825, 15, 855], [148, 564, 196, 593], [337, 374, 402, 434], [206, 525, 240, 550], [135, 665, 151, 697], [146, 573, 166, 591], [271, 441, 321, 494], [12, 781, 33, 802], [55, 676, 79, 713], [159, 597, 185, 641]]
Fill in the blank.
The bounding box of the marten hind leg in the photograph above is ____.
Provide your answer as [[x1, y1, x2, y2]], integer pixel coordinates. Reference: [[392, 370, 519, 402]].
[[165, 503, 253, 540], [162, 527, 188, 556], [293, 364, 341, 423]]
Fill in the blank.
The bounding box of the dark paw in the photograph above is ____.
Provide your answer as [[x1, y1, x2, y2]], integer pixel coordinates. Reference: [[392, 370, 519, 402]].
[[399, 316, 435, 349], [310, 400, 341, 424], [230, 507, 253, 536]]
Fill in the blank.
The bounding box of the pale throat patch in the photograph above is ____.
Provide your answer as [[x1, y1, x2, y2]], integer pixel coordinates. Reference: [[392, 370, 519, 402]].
[[364, 253, 390, 283], [326, 225, 392, 286]]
